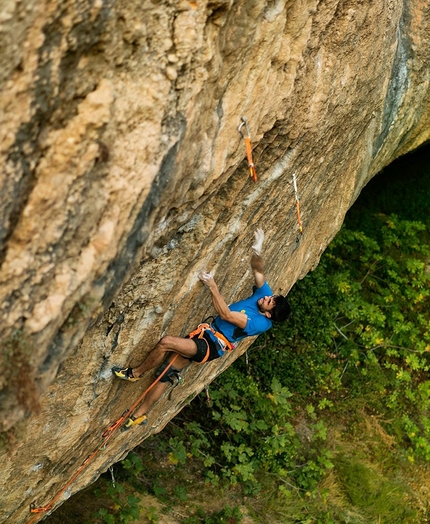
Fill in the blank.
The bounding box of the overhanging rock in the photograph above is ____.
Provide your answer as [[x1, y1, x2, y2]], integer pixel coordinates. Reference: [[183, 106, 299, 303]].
[[1, 0, 430, 522]]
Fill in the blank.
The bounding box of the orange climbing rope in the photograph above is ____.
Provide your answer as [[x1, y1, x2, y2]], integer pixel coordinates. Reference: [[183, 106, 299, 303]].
[[292, 172, 303, 235], [28, 354, 179, 523], [238, 117, 257, 182]]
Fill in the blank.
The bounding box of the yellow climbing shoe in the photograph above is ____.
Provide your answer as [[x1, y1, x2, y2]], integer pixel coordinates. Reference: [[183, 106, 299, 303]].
[[121, 414, 148, 432], [112, 366, 140, 382]]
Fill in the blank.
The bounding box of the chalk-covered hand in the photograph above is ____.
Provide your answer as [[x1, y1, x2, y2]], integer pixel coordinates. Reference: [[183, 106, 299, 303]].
[[252, 228, 265, 256], [198, 271, 215, 288]]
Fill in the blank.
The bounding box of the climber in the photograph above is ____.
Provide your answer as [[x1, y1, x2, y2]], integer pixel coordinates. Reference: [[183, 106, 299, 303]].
[[112, 228, 291, 430]]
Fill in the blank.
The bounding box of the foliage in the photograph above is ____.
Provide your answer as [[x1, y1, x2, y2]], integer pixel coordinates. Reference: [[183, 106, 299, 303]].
[[165, 372, 333, 493], [144, 505, 159, 523], [242, 211, 430, 460], [93, 480, 141, 524], [122, 451, 145, 478], [182, 505, 243, 524]]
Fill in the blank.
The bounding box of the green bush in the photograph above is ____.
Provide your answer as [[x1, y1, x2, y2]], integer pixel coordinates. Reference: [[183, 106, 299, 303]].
[[93, 481, 141, 523], [163, 370, 332, 494], [182, 505, 243, 524]]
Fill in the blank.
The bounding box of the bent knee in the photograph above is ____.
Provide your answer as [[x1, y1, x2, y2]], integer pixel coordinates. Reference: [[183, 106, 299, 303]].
[[158, 335, 176, 349]]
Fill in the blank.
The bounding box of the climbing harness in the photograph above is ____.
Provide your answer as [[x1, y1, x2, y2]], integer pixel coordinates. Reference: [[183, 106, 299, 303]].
[[28, 353, 179, 523], [238, 116, 258, 182], [188, 322, 234, 363], [292, 172, 303, 236]]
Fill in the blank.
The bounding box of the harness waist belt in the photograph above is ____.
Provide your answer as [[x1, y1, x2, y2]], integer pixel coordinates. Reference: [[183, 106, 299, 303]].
[[188, 323, 235, 353]]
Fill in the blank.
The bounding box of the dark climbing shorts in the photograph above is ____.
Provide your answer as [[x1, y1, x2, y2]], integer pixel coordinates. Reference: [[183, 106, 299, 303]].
[[188, 332, 222, 363]]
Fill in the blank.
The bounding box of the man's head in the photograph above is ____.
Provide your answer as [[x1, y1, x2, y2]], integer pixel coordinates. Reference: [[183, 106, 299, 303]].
[[258, 295, 291, 322]]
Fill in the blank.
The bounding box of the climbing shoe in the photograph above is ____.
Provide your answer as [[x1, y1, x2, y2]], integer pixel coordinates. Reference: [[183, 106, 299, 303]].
[[112, 366, 140, 382], [121, 414, 148, 432]]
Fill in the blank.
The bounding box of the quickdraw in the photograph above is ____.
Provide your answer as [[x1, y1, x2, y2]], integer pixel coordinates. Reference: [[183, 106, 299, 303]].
[[28, 354, 179, 523], [238, 116, 257, 182], [205, 386, 211, 407], [292, 172, 303, 235]]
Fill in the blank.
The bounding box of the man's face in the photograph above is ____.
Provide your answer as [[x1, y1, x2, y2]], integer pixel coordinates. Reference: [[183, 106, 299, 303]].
[[258, 296, 276, 316]]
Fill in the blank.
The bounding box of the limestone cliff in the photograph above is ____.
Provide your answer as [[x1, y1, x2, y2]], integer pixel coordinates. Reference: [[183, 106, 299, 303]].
[[1, 0, 430, 522]]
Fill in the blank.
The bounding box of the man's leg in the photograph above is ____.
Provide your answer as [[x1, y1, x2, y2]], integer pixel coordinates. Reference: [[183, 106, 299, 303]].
[[131, 354, 190, 417], [131, 336, 198, 378], [122, 353, 191, 430], [131, 381, 166, 420]]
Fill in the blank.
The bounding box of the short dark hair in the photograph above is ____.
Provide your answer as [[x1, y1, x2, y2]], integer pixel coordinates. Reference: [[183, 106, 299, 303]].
[[271, 295, 291, 323]]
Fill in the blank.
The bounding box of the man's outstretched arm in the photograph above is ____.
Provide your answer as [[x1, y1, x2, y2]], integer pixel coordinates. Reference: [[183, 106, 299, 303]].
[[199, 272, 247, 329], [251, 228, 266, 288]]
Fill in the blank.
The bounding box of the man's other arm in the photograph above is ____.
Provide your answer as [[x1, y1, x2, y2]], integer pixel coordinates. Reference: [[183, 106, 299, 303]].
[[198, 272, 247, 329], [251, 228, 266, 288], [251, 252, 265, 289]]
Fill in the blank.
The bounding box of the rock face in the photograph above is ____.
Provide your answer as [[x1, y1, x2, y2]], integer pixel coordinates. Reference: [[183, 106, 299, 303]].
[[1, 0, 430, 521]]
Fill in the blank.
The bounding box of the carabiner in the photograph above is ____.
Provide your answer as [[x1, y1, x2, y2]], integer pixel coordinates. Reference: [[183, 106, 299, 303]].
[[238, 116, 251, 139]]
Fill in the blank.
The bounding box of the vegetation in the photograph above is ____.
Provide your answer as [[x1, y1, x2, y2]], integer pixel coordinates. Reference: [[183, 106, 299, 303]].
[[47, 146, 430, 522]]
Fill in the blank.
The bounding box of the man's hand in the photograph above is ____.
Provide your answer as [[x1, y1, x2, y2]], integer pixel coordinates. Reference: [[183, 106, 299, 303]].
[[199, 271, 248, 329], [198, 271, 215, 288], [252, 228, 265, 256]]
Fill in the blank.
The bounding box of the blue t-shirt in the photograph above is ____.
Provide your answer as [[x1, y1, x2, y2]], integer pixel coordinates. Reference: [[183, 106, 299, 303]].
[[213, 282, 273, 343]]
